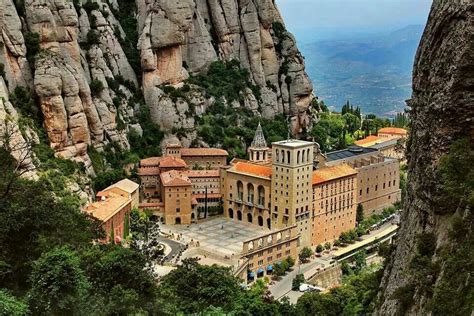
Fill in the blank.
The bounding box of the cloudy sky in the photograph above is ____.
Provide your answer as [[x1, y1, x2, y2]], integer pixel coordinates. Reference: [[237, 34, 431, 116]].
[[276, 0, 432, 36]]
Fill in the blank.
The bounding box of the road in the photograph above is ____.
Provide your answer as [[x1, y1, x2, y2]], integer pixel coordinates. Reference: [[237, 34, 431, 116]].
[[269, 257, 329, 300], [157, 236, 186, 263], [269, 220, 398, 302]]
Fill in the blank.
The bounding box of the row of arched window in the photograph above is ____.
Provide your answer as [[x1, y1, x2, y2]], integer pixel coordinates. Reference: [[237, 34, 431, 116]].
[[275, 148, 311, 164], [236, 181, 265, 205]]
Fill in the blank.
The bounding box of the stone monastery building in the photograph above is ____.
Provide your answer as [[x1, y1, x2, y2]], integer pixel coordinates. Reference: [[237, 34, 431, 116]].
[[137, 123, 401, 248]]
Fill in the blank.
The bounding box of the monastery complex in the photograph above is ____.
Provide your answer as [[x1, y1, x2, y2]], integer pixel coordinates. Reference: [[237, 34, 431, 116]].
[[84, 124, 406, 281]]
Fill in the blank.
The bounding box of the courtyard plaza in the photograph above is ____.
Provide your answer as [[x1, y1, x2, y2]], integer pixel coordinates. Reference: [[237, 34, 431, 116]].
[[161, 217, 271, 265]]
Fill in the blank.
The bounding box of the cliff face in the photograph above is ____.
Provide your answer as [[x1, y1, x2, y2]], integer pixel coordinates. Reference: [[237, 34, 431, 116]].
[[376, 1, 474, 314], [0, 0, 314, 172]]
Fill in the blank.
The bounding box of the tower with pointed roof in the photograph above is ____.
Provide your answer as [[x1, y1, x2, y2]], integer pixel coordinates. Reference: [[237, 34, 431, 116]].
[[248, 123, 270, 163]]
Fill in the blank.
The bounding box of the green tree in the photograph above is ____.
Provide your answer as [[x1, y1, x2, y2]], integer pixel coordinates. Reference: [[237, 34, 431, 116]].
[[0, 289, 28, 315], [324, 242, 332, 250], [316, 244, 324, 254], [28, 247, 89, 315], [156, 258, 242, 314], [292, 273, 305, 290], [356, 203, 365, 223], [299, 247, 313, 262], [343, 112, 361, 134], [285, 256, 295, 269]]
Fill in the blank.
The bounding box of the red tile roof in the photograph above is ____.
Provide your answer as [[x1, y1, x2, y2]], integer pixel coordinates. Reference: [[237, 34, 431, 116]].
[[378, 127, 408, 136], [160, 170, 192, 187], [232, 161, 272, 178], [355, 135, 380, 146], [140, 157, 162, 167], [181, 148, 228, 157], [158, 156, 187, 168], [138, 167, 160, 176], [312, 164, 357, 185]]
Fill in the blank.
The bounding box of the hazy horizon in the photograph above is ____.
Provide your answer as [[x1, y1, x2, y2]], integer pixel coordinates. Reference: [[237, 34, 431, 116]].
[[276, 0, 432, 42]]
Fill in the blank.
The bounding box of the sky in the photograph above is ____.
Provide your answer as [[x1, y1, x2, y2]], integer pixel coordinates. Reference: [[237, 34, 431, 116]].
[[276, 0, 432, 41]]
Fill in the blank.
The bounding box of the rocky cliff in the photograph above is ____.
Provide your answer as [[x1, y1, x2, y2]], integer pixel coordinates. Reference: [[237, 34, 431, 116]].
[[376, 1, 474, 315], [0, 0, 314, 173]]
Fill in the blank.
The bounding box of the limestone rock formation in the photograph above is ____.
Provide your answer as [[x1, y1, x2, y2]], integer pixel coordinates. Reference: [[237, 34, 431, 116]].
[[1, 0, 315, 175], [138, 0, 314, 136], [376, 1, 474, 314]]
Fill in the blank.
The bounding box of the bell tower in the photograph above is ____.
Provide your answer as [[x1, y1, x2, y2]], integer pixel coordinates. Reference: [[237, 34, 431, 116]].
[[248, 123, 270, 163]]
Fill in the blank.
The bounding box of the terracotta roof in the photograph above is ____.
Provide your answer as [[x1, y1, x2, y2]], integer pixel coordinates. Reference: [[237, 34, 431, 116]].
[[185, 170, 220, 178], [232, 161, 272, 178], [181, 148, 228, 157], [158, 156, 187, 168], [191, 198, 198, 205], [354, 135, 380, 147], [85, 192, 130, 222], [138, 167, 160, 176], [160, 170, 192, 186], [140, 157, 162, 167], [104, 179, 139, 194], [193, 193, 222, 199], [378, 127, 407, 136], [312, 164, 358, 185]]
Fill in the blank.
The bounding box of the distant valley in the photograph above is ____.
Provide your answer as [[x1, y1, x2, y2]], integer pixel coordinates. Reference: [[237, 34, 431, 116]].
[[298, 25, 425, 116]]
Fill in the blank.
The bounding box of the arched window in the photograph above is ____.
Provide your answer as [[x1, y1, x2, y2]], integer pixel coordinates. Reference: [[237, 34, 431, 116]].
[[247, 183, 254, 203], [281, 150, 285, 163], [256, 151, 260, 160], [267, 235, 273, 243], [307, 148, 311, 162], [228, 208, 234, 219], [258, 186, 265, 206], [277, 232, 282, 241], [258, 238, 263, 247], [297, 151, 300, 164], [287, 151, 291, 164], [247, 213, 253, 223], [276, 149, 280, 162], [248, 241, 254, 250], [237, 210, 242, 221], [237, 181, 243, 200], [258, 216, 264, 226]]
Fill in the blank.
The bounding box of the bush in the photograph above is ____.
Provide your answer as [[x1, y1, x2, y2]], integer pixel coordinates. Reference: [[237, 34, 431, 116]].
[[24, 32, 41, 64], [316, 244, 324, 254], [0, 63, 5, 77], [89, 79, 104, 97], [324, 242, 331, 250], [86, 30, 101, 46], [299, 247, 313, 262], [82, 1, 100, 13], [292, 274, 305, 290]]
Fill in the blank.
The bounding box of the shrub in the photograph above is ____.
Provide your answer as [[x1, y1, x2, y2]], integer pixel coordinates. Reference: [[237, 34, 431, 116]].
[[89, 79, 104, 97], [0, 63, 5, 77], [316, 244, 324, 254], [292, 274, 305, 290], [24, 32, 41, 64], [86, 30, 101, 46], [83, 1, 100, 13]]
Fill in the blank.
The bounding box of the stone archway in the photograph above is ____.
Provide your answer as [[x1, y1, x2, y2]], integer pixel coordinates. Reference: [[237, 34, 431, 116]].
[[237, 210, 242, 221], [228, 208, 234, 219], [258, 216, 263, 226], [175, 217, 181, 224]]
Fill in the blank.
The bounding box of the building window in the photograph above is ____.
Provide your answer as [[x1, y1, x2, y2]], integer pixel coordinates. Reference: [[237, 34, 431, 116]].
[[176, 208, 180, 212]]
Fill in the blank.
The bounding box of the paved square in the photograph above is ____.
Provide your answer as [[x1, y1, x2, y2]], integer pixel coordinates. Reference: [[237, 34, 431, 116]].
[[162, 218, 271, 257]]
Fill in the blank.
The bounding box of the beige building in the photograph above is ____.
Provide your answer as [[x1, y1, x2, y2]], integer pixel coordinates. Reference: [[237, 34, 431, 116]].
[[325, 146, 401, 217], [377, 127, 408, 139], [270, 139, 315, 247], [311, 165, 358, 246], [165, 142, 228, 169], [223, 161, 272, 227], [160, 170, 196, 225], [104, 178, 140, 209], [240, 225, 299, 280]]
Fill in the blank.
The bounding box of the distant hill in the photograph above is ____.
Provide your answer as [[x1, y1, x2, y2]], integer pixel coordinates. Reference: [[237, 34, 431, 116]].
[[300, 25, 425, 116]]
